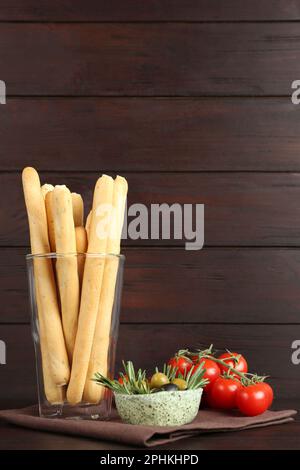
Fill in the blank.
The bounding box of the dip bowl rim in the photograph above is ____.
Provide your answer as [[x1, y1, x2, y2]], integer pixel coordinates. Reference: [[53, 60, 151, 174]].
[[114, 387, 203, 400]]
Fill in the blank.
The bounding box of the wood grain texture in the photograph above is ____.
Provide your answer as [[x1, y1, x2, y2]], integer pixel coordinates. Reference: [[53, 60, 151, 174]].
[[2, 247, 300, 324], [0, 1, 299, 418], [2, 98, 300, 171], [0, 324, 298, 407], [1, 23, 300, 95], [0, 1, 299, 22], [3, 172, 300, 247]]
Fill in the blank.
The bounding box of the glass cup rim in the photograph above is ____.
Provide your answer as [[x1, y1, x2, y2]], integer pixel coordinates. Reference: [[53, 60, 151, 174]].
[[26, 252, 125, 261]]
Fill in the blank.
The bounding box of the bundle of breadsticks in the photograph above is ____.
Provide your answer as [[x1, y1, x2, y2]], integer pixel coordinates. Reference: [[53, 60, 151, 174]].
[[22, 167, 128, 405]]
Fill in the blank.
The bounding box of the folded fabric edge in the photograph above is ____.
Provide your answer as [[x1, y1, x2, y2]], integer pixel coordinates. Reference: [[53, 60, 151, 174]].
[[144, 416, 296, 447]]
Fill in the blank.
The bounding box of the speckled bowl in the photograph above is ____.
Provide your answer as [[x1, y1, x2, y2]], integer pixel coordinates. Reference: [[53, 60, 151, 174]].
[[114, 388, 202, 427]]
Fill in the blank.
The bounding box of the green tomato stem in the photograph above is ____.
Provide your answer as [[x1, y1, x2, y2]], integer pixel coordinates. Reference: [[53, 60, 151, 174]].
[[201, 354, 251, 383]]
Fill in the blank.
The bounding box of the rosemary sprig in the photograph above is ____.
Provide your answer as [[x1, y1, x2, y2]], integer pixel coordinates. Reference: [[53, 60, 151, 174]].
[[93, 360, 208, 395], [156, 363, 178, 381], [182, 362, 209, 389], [93, 361, 152, 395]]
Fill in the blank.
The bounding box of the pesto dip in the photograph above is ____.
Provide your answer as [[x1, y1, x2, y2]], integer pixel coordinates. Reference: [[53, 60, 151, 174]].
[[114, 388, 202, 427]]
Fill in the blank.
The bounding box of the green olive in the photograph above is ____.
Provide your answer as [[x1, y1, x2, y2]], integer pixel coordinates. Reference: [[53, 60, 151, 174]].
[[150, 372, 169, 389], [172, 378, 187, 390]]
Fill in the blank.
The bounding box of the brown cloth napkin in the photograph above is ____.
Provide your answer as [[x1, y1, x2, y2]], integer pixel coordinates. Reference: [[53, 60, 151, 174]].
[[0, 406, 296, 448]]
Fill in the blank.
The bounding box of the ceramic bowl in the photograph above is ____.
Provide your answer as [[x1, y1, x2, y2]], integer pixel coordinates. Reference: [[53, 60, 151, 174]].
[[114, 388, 202, 427]]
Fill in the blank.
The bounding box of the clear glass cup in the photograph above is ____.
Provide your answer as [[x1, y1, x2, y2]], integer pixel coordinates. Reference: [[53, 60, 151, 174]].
[[26, 253, 125, 419]]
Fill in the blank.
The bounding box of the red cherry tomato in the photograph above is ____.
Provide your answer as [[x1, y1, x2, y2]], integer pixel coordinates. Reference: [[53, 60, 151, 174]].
[[218, 352, 248, 377], [193, 358, 220, 392], [259, 382, 274, 407], [209, 376, 242, 409], [118, 375, 128, 384], [236, 384, 270, 416], [168, 356, 193, 377]]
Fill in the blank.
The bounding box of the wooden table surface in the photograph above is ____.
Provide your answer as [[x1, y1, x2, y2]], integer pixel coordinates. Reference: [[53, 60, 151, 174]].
[[0, 400, 298, 450]]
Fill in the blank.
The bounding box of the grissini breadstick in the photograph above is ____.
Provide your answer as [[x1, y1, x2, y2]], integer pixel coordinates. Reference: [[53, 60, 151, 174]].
[[36, 294, 65, 404], [75, 226, 88, 287], [67, 175, 114, 405], [41, 183, 54, 200], [85, 210, 92, 239], [45, 190, 56, 252], [22, 167, 70, 386], [72, 192, 84, 227], [38, 184, 65, 402], [83, 176, 128, 403], [40, 346, 65, 404], [52, 185, 80, 362], [72, 195, 87, 287], [46, 186, 74, 252]]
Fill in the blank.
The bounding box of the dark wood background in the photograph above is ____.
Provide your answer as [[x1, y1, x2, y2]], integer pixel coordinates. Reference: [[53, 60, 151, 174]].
[[0, 1, 299, 409]]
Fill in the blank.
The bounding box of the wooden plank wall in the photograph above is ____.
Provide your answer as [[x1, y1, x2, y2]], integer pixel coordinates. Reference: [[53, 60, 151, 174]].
[[0, 1, 299, 407]]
